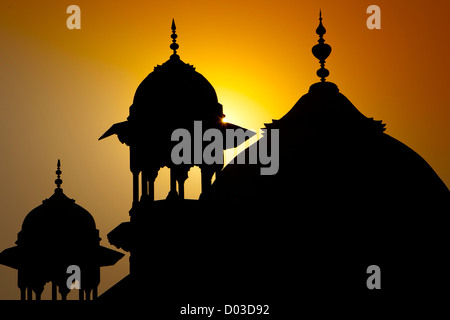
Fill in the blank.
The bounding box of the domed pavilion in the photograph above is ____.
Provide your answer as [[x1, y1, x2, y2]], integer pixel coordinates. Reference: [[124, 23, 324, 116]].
[[0, 160, 124, 300], [99, 19, 249, 204], [98, 20, 252, 302]]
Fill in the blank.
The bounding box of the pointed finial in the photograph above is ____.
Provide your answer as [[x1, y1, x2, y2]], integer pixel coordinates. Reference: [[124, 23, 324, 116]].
[[170, 19, 180, 59], [312, 10, 332, 82], [55, 159, 63, 189]]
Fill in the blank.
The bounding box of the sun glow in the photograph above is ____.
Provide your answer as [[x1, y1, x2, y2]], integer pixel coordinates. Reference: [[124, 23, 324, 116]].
[[216, 87, 271, 132]]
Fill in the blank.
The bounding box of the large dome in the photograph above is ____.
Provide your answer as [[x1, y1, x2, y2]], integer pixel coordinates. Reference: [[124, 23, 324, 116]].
[[130, 55, 223, 127], [129, 19, 223, 128], [98, 21, 251, 172], [211, 81, 449, 206]]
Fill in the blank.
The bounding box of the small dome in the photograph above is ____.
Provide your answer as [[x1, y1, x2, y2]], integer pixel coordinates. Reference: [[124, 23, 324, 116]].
[[22, 189, 96, 232], [19, 189, 97, 247], [130, 56, 223, 127], [0, 161, 124, 299]]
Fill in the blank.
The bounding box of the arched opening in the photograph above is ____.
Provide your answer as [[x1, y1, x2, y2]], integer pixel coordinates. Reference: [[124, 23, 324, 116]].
[[154, 167, 171, 200], [184, 166, 201, 200]]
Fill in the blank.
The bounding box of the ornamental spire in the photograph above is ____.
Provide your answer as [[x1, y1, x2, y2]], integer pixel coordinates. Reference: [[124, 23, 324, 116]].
[[312, 10, 332, 82], [55, 159, 63, 190], [170, 19, 180, 59]]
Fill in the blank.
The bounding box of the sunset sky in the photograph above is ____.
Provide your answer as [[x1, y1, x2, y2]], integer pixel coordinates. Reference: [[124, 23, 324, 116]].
[[1, 0, 449, 299]]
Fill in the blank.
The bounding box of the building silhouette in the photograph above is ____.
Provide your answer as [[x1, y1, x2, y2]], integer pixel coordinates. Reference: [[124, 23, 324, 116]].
[[0, 13, 448, 313], [99, 19, 250, 203], [98, 19, 255, 302], [98, 14, 449, 309], [0, 160, 124, 300], [207, 13, 450, 304], [214, 12, 449, 208]]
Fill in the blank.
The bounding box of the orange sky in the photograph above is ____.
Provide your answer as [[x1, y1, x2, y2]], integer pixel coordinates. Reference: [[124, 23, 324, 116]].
[[1, 0, 449, 299]]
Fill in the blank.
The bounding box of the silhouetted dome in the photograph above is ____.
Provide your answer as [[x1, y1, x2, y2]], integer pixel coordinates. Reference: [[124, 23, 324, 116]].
[[212, 81, 449, 206], [211, 12, 449, 208], [0, 161, 124, 300], [19, 188, 97, 246], [131, 56, 222, 124], [274, 82, 385, 133]]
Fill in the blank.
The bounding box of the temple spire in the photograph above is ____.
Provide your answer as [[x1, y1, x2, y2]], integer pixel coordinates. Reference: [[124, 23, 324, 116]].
[[55, 159, 62, 190], [170, 19, 180, 59], [312, 10, 332, 82]]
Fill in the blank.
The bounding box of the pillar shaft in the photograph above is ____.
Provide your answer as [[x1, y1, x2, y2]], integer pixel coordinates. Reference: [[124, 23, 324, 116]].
[[170, 169, 177, 193], [52, 282, 57, 300], [148, 167, 159, 202], [148, 178, 155, 201], [200, 167, 215, 197], [85, 289, 91, 301], [141, 171, 148, 198], [178, 180, 185, 199], [132, 171, 139, 205], [167, 168, 179, 200]]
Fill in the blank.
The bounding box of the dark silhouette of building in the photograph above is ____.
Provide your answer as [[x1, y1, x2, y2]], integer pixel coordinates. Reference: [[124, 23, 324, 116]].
[[99, 19, 250, 203], [99, 20, 255, 303], [213, 12, 449, 207], [98, 15, 449, 312], [208, 11, 450, 305], [1, 13, 447, 316], [0, 160, 124, 300]]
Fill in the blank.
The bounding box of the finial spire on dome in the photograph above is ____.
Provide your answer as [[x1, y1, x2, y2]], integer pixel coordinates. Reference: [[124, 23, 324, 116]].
[[312, 10, 332, 82], [55, 159, 63, 190], [170, 19, 180, 59]]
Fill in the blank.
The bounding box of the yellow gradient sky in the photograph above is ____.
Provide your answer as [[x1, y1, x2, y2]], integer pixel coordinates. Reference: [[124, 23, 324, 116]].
[[1, 0, 449, 299]]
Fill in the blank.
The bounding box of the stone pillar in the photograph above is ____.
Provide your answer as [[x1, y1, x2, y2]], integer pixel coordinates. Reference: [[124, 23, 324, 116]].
[[132, 171, 139, 206], [59, 285, 70, 301], [141, 170, 148, 200], [148, 167, 159, 202], [52, 282, 57, 300], [166, 168, 179, 200], [33, 286, 43, 301], [175, 167, 189, 200], [178, 180, 185, 199], [85, 289, 91, 301], [200, 166, 215, 199], [214, 166, 223, 201]]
